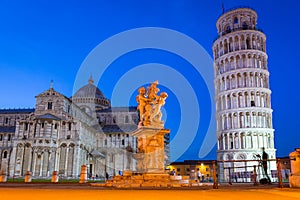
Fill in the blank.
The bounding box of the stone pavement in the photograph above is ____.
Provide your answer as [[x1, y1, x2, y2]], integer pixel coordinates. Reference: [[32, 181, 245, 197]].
[[0, 183, 299, 200]]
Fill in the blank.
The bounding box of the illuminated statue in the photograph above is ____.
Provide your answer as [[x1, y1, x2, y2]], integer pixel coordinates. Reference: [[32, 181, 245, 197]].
[[136, 87, 149, 125], [136, 81, 168, 127], [150, 92, 168, 124], [147, 80, 160, 104]]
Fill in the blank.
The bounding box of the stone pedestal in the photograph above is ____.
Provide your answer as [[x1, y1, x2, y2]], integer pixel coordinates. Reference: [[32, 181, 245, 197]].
[[79, 165, 87, 183], [24, 171, 32, 183], [51, 171, 59, 183], [0, 171, 7, 182], [102, 127, 184, 188], [132, 127, 170, 173], [289, 148, 300, 188]]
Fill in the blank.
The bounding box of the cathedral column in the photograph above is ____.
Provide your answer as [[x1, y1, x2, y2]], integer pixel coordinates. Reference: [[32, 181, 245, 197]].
[[64, 146, 69, 176], [47, 151, 51, 177], [20, 145, 25, 175], [39, 153, 44, 177], [31, 151, 37, 176], [9, 146, 17, 176], [72, 145, 80, 177], [27, 147, 33, 171], [54, 147, 60, 171]]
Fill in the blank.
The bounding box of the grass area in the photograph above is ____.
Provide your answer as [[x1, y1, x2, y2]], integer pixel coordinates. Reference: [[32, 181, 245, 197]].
[[7, 178, 24, 182]]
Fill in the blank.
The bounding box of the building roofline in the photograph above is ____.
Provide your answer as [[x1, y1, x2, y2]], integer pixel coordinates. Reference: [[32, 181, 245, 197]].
[[97, 106, 137, 113], [0, 108, 35, 114]]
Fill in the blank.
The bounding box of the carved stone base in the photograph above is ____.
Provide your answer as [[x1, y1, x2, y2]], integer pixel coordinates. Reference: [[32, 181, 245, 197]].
[[93, 172, 209, 188], [132, 127, 170, 173]]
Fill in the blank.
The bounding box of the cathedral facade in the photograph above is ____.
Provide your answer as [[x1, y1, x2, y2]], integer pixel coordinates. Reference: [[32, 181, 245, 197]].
[[0, 77, 141, 179]]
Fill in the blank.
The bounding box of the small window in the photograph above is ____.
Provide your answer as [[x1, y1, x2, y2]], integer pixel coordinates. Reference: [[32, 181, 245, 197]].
[[3, 151, 8, 159], [54, 124, 58, 129], [8, 134, 11, 141], [41, 122, 44, 128], [0, 134, 2, 141], [68, 123, 71, 131], [5, 117, 8, 124], [126, 134, 129, 138], [104, 139, 107, 146], [109, 134, 112, 137], [25, 123, 28, 131], [113, 116, 116, 124], [234, 17, 238, 24], [251, 101, 255, 107], [177, 168, 180, 172], [47, 102, 53, 110], [186, 168, 190, 172], [226, 26, 231, 33], [121, 139, 125, 146], [118, 134, 120, 138], [66, 135, 71, 139], [242, 22, 248, 29]]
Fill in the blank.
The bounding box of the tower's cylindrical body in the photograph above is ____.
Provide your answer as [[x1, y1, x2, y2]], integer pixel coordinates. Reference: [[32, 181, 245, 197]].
[[212, 8, 276, 182]]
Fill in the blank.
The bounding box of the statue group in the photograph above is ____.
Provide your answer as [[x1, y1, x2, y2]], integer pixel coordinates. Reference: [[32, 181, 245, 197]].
[[136, 81, 168, 128]]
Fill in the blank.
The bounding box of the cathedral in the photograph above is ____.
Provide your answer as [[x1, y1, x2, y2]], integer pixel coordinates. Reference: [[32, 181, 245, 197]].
[[0, 76, 147, 179]]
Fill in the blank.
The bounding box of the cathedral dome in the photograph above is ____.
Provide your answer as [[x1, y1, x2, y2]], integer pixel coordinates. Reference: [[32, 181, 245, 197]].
[[72, 76, 110, 113], [73, 76, 105, 99]]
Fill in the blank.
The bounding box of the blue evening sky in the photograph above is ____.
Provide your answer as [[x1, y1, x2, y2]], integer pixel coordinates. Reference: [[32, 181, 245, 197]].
[[0, 0, 299, 161]]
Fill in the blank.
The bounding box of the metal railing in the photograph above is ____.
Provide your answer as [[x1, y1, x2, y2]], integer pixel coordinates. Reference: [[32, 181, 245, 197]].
[[211, 158, 291, 189]]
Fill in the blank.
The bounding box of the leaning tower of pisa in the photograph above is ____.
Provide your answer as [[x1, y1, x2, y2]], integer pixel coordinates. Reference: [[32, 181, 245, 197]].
[[212, 7, 276, 182]]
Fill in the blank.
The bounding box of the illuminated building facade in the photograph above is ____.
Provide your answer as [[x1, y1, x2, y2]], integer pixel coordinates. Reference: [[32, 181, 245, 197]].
[[0, 77, 139, 178], [168, 160, 214, 182], [213, 7, 276, 181]]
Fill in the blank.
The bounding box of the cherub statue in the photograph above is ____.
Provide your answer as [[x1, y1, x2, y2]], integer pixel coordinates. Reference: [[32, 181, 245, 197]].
[[136, 87, 149, 125], [150, 92, 168, 123], [147, 80, 160, 104], [136, 81, 168, 127]]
